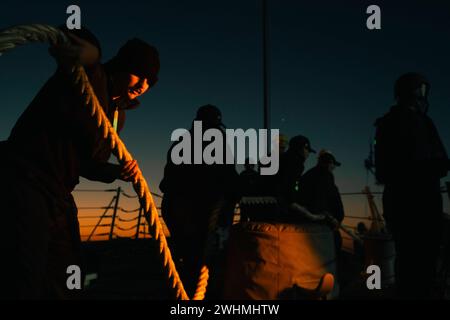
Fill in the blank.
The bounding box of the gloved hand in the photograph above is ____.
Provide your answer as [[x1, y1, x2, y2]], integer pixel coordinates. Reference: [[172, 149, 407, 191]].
[[322, 213, 340, 230]]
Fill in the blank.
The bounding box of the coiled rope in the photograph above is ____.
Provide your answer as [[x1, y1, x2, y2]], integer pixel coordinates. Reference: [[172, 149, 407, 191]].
[[0, 24, 210, 300]]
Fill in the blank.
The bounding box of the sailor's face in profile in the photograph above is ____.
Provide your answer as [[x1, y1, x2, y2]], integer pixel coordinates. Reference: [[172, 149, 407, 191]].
[[415, 83, 429, 114], [126, 74, 150, 100], [302, 146, 310, 160], [328, 163, 336, 173], [112, 72, 150, 102]]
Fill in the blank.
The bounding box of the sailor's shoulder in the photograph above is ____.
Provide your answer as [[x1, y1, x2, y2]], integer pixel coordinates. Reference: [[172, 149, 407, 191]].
[[374, 106, 403, 128], [300, 167, 319, 182]]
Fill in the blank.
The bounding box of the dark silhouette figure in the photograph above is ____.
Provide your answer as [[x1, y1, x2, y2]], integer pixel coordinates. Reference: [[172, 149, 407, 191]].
[[159, 104, 239, 298], [0, 27, 160, 299], [255, 134, 288, 196], [357, 222, 368, 234], [374, 73, 449, 299], [246, 135, 314, 223], [354, 222, 368, 262], [296, 150, 345, 251], [278, 135, 315, 205]]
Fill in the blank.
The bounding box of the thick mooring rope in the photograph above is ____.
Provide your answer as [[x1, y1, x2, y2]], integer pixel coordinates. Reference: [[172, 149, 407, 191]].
[[0, 24, 209, 300]]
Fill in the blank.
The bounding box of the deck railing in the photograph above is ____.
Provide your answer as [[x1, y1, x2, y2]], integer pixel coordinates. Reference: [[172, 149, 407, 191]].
[[75, 183, 449, 244]]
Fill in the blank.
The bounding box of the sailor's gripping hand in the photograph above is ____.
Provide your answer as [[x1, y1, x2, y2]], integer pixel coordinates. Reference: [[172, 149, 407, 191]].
[[49, 32, 100, 68], [119, 160, 140, 183], [290, 203, 326, 222], [323, 213, 341, 231]]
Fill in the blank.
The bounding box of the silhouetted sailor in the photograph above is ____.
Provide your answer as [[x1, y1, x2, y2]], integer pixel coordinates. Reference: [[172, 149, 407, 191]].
[[277, 135, 315, 205], [374, 72, 449, 299], [296, 150, 345, 251], [0, 27, 160, 299], [159, 104, 239, 298]]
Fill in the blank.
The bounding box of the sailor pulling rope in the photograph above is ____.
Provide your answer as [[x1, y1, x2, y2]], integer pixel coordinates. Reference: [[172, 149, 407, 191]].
[[0, 24, 206, 300]]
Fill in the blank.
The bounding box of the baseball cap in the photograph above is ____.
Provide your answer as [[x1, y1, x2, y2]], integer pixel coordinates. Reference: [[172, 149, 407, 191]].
[[106, 38, 160, 87], [289, 135, 316, 153], [318, 150, 341, 166]]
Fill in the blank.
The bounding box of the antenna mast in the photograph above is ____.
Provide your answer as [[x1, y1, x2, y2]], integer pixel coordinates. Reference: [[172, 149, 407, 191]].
[[262, 0, 270, 130]]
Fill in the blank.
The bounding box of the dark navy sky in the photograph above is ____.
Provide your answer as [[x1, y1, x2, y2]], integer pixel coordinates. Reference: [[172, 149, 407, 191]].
[[1, 0, 449, 213]]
